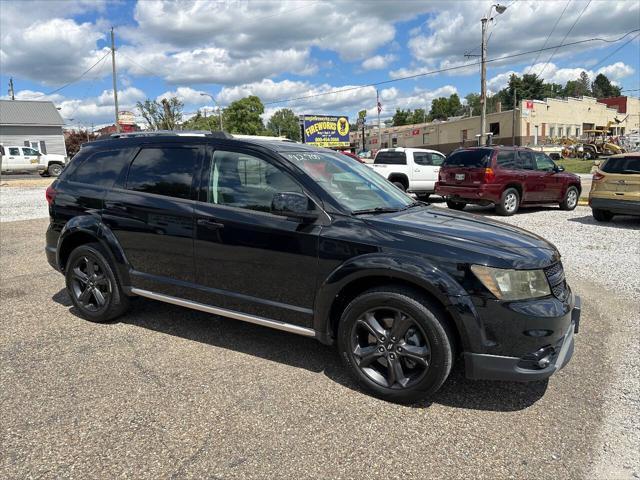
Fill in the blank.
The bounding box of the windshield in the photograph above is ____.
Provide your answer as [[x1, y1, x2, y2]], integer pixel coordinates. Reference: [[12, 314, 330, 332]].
[[282, 150, 414, 212], [443, 149, 492, 168]]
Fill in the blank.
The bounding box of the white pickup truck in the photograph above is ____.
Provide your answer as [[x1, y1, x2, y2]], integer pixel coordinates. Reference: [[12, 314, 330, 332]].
[[0, 145, 67, 176], [367, 147, 446, 198]]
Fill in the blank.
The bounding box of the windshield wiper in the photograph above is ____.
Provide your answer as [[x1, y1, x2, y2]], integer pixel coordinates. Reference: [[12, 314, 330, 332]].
[[352, 206, 401, 215], [401, 201, 423, 210]]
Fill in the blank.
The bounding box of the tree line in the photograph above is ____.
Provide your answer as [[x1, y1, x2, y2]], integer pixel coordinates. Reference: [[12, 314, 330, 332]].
[[391, 71, 622, 126], [134, 71, 622, 137], [136, 95, 301, 140]]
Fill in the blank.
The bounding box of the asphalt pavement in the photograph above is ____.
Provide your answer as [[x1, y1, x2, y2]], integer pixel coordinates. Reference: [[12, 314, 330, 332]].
[[1, 214, 638, 479]]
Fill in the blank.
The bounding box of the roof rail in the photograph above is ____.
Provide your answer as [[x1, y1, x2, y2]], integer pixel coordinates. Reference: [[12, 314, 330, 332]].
[[110, 130, 232, 139]]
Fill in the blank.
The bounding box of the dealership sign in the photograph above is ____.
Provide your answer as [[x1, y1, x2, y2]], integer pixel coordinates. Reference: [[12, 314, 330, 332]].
[[302, 115, 350, 147]]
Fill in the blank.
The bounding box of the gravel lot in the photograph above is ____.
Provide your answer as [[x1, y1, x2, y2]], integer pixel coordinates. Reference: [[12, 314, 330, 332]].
[[1, 195, 638, 478], [0, 182, 50, 223]]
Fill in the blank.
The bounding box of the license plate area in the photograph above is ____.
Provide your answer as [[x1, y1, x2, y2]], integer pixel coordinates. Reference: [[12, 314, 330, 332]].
[[455, 173, 465, 181]]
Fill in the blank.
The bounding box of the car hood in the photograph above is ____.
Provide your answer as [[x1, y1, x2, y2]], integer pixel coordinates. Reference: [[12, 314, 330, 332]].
[[363, 205, 560, 269]]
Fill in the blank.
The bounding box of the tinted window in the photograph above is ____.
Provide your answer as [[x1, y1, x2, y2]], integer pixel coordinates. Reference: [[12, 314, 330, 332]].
[[375, 151, 407, 165], [430, 153, 445, 166], [22, 147, 39, 155], [601, 156, 640, 174], [534, 153, 555, 171], [69, 149, 133, 187], [9, 147, 20, 155], [413, 152, 430, 166], [496, 151, 516, 168], [517, 151, 535, 170], [126, 147, 200, 199], [443, 149, 492, 168], [210, 150, 301, 212]]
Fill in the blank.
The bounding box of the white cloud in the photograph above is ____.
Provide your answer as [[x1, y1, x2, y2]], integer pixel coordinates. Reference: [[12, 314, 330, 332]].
[[156, 87, 208, 106], [361, 54, 396, 71]]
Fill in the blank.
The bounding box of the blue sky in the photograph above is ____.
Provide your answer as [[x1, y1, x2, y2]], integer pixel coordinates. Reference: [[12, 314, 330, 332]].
[[1, 0, 638, 128]]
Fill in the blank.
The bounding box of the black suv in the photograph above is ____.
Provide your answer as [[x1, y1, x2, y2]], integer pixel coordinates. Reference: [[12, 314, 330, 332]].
[[46, 132, 580, 402]]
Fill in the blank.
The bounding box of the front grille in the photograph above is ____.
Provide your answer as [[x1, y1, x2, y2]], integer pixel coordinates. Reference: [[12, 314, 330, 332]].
[[544, 262, 568, 301]]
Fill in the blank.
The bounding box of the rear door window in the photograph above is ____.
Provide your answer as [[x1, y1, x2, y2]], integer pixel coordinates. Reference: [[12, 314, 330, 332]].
[[125, 146, 201, 199], [443, 149, 492, 168], [375, 151, 407, 165], [517, 151, 535, 170], [600, 156, 640, 174], [496, 151, 516, 169]]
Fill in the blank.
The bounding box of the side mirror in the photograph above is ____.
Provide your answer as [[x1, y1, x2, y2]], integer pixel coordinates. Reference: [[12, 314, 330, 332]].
[[554, 165, 565, 172], [271, 192, 318, 222]]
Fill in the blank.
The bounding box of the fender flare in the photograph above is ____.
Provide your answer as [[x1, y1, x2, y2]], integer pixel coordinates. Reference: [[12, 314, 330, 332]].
[[386, 172, 409, 188], [313, 253, 474, 345], [57, 215, 131, 286]]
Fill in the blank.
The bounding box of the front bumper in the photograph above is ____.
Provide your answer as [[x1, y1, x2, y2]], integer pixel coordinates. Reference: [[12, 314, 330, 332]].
[[464, 295, 581, 382]]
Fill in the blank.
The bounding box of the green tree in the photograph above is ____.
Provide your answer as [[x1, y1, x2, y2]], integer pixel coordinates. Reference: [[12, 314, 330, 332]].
[[409, 108, 427, 124], [447, 93, 464, 116], [464, 93, 481, 116], [428, 97, 451, 120], [181, 110, 220, 131], [591, 73, 621, 98], [136, 97, 184, 130], [222, 95, 265, 135], [496, 73, 546, 107], [267, 108, 300, 140], [563, 71, 592, 97], [392, 109, 413, 126]]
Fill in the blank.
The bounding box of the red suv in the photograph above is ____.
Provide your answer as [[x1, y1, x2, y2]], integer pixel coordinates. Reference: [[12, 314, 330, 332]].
[[436, 146, 581, 215]]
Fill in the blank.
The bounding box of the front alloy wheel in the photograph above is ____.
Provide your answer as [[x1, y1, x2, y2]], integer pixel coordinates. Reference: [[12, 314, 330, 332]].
[[351, 308, 431, 389], [338, 286, 454, 403]]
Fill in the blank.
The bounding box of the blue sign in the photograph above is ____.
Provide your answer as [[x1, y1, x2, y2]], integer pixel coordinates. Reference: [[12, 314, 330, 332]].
[[302, 115, 350, 147]]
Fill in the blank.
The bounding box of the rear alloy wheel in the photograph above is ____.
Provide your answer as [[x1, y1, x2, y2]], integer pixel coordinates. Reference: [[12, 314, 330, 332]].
[[592, 208, 613, 222], [338, 286, 454, 403], [496, 188, 520, 216], [47, 163, 63, 177], [560, 186, 579, 210], [65, 243, 129, 322], [446, 199, 466, 211]]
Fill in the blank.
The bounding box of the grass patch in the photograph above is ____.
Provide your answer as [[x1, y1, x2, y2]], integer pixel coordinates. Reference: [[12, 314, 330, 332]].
[[556, 158, 595, 174]]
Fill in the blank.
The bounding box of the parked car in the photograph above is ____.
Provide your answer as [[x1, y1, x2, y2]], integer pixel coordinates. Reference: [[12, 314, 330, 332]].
[[589, 153, 640, 221], [340, 150, 365, 163], [0, 144, 67, 176], [436, 146, 581, 215], [367, 147, 446, 199], [45, 132, 580, 403]]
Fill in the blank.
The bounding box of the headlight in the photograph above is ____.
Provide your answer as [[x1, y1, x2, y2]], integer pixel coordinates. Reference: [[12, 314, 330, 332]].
[[471, 265, 550, 301]]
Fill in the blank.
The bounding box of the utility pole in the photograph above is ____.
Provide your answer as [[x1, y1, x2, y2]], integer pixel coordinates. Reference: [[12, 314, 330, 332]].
[[480, 17, 488, 147], [512, 87, 517, 146], [479, 4, 507, 147], [110, 27, 120, 133], [376, 90, 381, 149], [8, 78, 15, 100], [199, 93, 223, 131]]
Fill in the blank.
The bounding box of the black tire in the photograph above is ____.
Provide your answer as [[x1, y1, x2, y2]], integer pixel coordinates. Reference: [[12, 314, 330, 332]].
[[39, 172, 50, 177], [592, 208, 613, 222], [496, 187, 520, 216], [337, 286, 454, 403], [446, 199, 466, 211], [417, 193, 431, 202], [65, 243, 130, 323], [560, 186, 579, 210], [48, 163, 63, 177], [392, 181, 407, 191]]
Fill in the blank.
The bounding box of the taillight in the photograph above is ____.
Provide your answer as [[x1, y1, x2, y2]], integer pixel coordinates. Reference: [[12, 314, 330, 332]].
[[592, 171, 605, 181], [484, 167, 495, 183], [45, 185, 56, 205]]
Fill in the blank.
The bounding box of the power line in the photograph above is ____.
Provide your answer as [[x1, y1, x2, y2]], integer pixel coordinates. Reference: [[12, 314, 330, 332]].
[[538, 0, 592, 78], [525, 0, 571, 74], [263, 29, 639, 105], [33, 50, 111, 99], [591, 32, 640, 70]]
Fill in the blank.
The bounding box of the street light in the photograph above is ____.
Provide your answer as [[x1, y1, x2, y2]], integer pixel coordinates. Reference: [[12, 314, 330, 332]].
[[480, 3, 507, 146], [200, 93, 223, 131]]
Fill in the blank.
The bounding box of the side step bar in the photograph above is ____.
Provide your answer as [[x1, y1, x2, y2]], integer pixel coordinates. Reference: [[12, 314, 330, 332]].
[[130, 288, 316, 338]]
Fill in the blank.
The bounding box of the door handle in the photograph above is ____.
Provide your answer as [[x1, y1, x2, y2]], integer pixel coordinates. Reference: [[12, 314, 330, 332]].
[[197, 218, 224, 229]]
